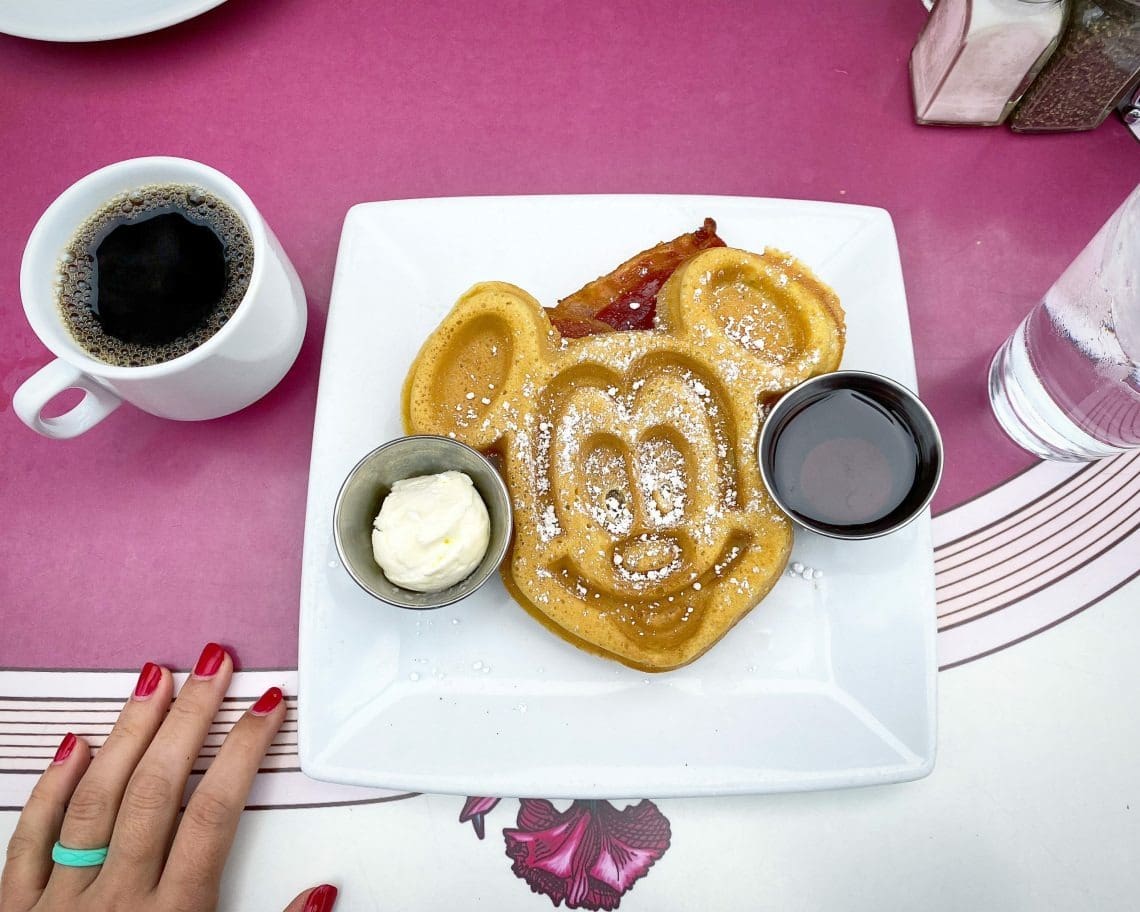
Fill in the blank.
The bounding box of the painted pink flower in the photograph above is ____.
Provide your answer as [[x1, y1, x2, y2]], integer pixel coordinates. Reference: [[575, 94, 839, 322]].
[[503, 799, 671, 910], [459, 796, 502, 839]]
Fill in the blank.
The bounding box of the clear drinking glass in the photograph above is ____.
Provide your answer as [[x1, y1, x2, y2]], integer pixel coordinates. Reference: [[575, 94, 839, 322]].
[[989, 183, 1140, 460]]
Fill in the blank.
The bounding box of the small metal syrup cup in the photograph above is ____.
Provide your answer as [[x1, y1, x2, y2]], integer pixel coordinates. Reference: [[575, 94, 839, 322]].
[[758, 371, 943, 540]]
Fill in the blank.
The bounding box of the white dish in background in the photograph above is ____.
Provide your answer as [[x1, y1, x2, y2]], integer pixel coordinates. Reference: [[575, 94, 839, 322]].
[[298, 195, 937, 798], [0, 0, 226, 42]]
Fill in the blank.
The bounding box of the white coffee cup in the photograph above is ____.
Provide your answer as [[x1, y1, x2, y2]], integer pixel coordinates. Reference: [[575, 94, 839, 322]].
[[13, 156, 307, 439]]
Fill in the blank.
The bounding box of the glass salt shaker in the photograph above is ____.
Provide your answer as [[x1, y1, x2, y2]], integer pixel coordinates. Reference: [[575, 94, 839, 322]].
[[911, 0, 1067, 125], [1011, 0, 1140, 131]]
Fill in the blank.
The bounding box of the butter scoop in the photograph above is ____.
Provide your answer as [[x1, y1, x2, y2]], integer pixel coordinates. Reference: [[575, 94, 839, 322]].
[[372, 470, 491, 591]]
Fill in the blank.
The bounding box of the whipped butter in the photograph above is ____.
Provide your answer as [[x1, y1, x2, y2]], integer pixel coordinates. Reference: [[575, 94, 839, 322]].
[[372, 471, 490, 591]]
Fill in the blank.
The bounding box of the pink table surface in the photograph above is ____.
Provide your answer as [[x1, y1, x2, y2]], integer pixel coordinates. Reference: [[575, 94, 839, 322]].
[[1, 0, 1137, 670]]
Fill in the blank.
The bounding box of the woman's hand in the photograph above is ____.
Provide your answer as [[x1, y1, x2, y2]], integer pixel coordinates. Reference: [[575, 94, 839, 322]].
[[0, 645, 337, 912]]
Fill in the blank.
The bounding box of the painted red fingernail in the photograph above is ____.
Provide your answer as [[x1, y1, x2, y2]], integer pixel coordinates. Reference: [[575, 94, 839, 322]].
[[303, 884, 338, 912], [134, 662, 163, 699], [193, 642, 227, 679], [250, 686, 284, 717], [53, 732, 77, 765]]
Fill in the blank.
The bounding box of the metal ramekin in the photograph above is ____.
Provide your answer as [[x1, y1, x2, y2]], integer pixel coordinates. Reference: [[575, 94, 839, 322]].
[[333, 435, 513, 609]]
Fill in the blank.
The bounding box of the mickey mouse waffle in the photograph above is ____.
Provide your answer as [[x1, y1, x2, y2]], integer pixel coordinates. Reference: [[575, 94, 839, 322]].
[[402, 244, 845, 671]]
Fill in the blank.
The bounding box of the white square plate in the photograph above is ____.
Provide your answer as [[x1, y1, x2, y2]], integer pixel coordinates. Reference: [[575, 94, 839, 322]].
[[298, 195, 937, 798]]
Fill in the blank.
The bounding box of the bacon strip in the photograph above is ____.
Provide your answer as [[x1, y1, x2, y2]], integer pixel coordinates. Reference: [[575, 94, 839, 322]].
[[548, 218, 725, 337]]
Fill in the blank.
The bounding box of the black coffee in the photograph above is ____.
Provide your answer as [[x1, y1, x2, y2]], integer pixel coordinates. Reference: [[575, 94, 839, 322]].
[[57, 184, 254, 367]]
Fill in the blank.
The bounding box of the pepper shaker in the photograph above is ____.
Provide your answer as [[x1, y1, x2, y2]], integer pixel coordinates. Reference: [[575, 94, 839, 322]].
[[1011, 0, 1140, 131]]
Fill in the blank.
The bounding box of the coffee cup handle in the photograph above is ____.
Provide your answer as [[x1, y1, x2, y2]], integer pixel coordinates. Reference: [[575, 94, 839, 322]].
[[13, 359, 123, 439]]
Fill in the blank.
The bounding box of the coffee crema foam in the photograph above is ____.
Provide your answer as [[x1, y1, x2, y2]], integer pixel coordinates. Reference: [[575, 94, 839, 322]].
[[55, 183, 254, 367]]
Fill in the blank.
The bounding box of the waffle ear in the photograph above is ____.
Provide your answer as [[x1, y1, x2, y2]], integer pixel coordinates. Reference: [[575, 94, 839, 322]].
[[402, 282, 558, 449], [656, 247, 845, 390]]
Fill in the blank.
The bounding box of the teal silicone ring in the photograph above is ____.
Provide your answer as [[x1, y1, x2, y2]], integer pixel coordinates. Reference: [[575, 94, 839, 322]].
[[51, 842, 108, 867]]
